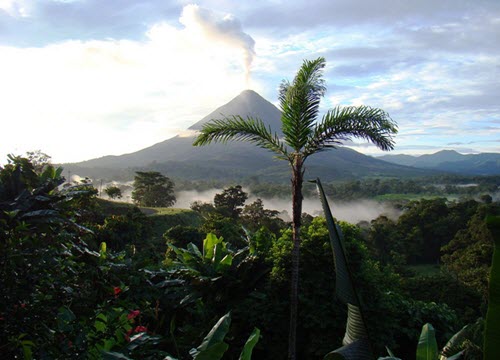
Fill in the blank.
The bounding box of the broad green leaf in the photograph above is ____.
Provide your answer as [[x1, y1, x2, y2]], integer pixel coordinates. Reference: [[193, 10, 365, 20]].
[[102, 338, 116, 351], [484, 215, 500, 360], [314, 178, 358, 305], [440, 323, 471, 359], [239, 327, 260, 360], [386, 347, 395, 357], [191, 312, 231, 358], [94, 313, 108, 332], [212, 243, 225, 266], [187, 242, 203, 258], [193, 343, 229, 360], [102, 352, 133, 360], [314, 178, 370, 355], [22, 343, 33, 360], [100, 242, 107, 259], [203, 233, 221, 260], [416, 323, 438, 360], [343, 304, 368, 345], [217, 254, 233, 271], [324, 338, 373, 360], [444, 351, 464, 360], [57, 306, 76, 332]]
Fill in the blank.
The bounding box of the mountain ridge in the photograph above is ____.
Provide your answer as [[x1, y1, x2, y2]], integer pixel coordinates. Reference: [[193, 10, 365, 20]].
[[62, 90, 439, 182], [378, 150, 500, 175]]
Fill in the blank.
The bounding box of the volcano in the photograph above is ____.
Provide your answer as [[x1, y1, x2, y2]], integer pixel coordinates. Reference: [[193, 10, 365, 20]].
[[64, 90, 434, 182]]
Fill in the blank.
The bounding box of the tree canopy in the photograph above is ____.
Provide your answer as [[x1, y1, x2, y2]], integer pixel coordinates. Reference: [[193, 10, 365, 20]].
[[104, 185, 122, 199], [131, 171, 175, 207]]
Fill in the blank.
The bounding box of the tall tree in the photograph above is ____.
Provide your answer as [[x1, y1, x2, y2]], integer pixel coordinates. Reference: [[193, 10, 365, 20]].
[[193, 57, 397, 359], [214, 185, 248, 219], [104, 185, 122, 200], [132, 171, 176, 207]]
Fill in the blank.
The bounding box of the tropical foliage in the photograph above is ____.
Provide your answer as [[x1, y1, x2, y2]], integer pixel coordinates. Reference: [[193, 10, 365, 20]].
[[1, 153, 499, 359], [132, 171, 176, 207]]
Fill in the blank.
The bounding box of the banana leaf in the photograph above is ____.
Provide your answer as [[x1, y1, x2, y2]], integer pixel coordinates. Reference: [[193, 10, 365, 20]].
[[484, 215, 500, 360], [416, 323, 438, 360], [440, 321, 477, 360], [203, 233, 222, 260], [313, 178, 372, 359], [189, 312, 231, 359], [324, 338, 373, 360], [239, 328, 260, 360], [343, 304, 368, 345]]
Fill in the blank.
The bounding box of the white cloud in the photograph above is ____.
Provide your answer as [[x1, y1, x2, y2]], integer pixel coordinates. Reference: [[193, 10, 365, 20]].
[[0, 0, 29, 17], [0, 5, 255, 163]]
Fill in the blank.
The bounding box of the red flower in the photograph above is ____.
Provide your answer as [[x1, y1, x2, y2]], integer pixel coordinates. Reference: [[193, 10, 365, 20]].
[[113, 287, 122, 298], [127, 310, 140, 320], [134, 326, 147, 333], [125, 328, 133, 342], [125, 325, 148, 342]]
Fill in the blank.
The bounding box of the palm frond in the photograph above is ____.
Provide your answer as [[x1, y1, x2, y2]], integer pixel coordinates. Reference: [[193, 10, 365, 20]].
[[279, 57, 326, 151], [304, 105, 397, 158], [193, 115, 290, 161]]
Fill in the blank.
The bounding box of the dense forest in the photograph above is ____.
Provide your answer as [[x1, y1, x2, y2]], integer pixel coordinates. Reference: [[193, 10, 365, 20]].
[[1, 153, 499, 359]]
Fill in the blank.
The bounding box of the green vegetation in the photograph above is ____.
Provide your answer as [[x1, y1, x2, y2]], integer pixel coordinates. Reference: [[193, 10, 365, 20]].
[[132, 171, 176, 207], [104, 185, 123, 199], [1, 153, 499, 359]]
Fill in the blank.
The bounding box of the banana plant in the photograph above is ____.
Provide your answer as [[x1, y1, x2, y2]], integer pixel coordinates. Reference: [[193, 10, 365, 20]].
[[378, 320, 482, 360], [168, 233, 235, 277], [105, 312, 260, 360], [312, 178, 373, 360], [188, 312, 260, 360]]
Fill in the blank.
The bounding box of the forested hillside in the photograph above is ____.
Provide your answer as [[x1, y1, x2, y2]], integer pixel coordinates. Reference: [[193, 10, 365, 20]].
[[378, 150, 500, 175]]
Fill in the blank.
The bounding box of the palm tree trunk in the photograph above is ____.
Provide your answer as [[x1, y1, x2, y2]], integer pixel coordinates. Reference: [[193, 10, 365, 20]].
[[288, 155, 303, 360]]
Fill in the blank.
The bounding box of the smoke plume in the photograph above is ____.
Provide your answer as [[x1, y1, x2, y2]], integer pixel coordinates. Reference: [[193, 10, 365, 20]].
[[180, 4, 255, 85]]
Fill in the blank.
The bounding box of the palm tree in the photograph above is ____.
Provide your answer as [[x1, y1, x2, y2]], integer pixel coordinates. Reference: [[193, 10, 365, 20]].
[[193, 57, 397, 360]]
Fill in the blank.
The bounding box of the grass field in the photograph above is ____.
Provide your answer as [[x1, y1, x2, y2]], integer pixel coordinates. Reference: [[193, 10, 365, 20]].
[[373, 194, 460, 201], [145, 207, 203, 240], [373, 193, 450, 201], [97, 199, 202, 239], [406, 264, 442, 276]]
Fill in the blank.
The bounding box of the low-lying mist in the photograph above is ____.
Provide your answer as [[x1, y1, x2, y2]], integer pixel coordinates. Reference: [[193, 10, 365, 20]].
[[84, 178, 400, 224], [175, 188, 401, 224]]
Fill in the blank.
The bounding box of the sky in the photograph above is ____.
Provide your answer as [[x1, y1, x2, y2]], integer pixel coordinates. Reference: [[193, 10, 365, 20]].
[[0, 0, 499, 164]]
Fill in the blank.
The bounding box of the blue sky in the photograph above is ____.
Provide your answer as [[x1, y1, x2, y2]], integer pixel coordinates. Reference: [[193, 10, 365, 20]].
[[1, 0, 499, 163]]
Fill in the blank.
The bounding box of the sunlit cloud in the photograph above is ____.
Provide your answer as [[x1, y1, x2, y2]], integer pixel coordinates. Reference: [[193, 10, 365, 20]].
[[0, 0, 29, 17], [0, 4, 255, 162]]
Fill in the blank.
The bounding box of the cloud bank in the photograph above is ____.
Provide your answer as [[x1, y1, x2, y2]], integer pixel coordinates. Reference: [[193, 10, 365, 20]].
[[0, 4, 256, 162]]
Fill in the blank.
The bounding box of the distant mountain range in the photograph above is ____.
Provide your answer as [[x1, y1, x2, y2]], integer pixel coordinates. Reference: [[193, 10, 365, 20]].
[[377, 150, 500, 175], [62, 90, 455, 183]]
